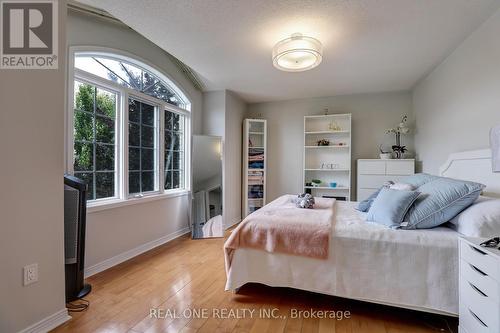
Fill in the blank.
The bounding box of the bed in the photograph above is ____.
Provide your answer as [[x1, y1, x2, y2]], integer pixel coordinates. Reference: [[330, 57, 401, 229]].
[[224, 149, 500, 316]]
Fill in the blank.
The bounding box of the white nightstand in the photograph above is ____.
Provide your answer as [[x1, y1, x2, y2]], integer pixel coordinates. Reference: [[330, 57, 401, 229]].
[[459, 237, 500, 333]]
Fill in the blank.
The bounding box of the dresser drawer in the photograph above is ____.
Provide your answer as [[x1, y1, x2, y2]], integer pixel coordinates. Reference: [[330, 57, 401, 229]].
[[461, 241, 500, 282], [460, 278, 499, 332], [460, 303, 491, 333], [461, 259, 499, 302], [358, 175, 406, 189], [358, 161, 386, 175], [385, 160, 414, 175]]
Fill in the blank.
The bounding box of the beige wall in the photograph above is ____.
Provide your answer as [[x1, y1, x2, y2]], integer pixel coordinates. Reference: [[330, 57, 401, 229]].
[[202, 91, 225, 137], [413, 8, 500, 174], [0, 1, 68, 332], [224, 91, 246, 227], [201, 90, 246, 227], [247, 92, 413, 201], [67, 10, 202, 271]]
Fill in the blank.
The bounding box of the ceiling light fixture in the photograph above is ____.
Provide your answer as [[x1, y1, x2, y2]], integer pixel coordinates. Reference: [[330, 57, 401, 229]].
[[272, 33, 323, 72]]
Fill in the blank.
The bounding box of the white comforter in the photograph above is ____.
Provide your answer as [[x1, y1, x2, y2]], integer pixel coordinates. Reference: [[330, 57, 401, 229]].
[[225, 201, 459, 315]]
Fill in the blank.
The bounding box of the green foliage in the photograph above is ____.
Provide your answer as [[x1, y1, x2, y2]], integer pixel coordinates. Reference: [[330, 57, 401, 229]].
[[74, 83, 116, 172]]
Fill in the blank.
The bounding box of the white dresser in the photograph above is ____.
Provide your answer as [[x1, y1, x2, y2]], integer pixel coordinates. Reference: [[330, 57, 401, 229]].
[[356, 159, 415, 201], [459, 237, 500, 333]]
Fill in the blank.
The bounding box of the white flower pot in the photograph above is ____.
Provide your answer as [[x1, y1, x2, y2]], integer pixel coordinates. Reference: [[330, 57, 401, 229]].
[[379, 153, 393, 160]]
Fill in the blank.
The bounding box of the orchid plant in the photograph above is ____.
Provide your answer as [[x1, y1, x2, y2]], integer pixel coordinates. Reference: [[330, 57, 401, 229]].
[[386, 115, 410, 159]]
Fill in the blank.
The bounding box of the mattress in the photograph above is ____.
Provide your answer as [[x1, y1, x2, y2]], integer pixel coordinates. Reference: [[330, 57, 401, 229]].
[[225, 201, 459, 315]]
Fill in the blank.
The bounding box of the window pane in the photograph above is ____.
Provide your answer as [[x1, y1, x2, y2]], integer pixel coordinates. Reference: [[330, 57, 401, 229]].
[[96, 88, 116, 118], [165, 150, 173, 170], [172, 171, 180, 189], [165, 171, 172, 189], [75, 172, 94, 201], [142, 148, 154, 170], [95, 144, 114, 171], [172, 151, 182, 170], [74, 111, 93, 142], [129, 123, 140, 147], [141, 126, 154, 147], [74, 142, 93, 171], [128, 98, 158, 195], [73, 80, 117, 202], [165, 131, 172, 150], [164, 111, 185, 191], [142, 73, 160, 94], [172, 132, 181, 151], [129, 147, 140, 171], [96, 172, 114, 199], [172, 113, 181, 131], [129, 171, 140, 194], [95, 116, 115, 143], [142, 104, 155, 126], [121, 62, 143, 90], [142, 172, 155, 192], [94, 57, 133, 88], [74, 81, 94, 112], [75, 55, 187, 110], [165, 112, 173, 130], [128, 99, 140, 123]]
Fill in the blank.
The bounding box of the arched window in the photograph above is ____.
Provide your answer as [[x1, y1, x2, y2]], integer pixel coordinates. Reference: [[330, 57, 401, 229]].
[[74, 55, 188, 109], [68, 50, 191, 206]]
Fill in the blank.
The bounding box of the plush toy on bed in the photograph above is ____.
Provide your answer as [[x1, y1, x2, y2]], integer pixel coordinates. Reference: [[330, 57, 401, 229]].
[[296, 193, 315, 209]]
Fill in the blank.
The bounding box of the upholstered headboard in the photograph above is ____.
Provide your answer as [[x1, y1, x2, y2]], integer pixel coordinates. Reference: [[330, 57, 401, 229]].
[[440, 149, 500, 198]]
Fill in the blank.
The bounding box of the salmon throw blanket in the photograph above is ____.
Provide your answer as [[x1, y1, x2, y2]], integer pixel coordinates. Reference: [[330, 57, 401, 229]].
[[224, 195, 335, 272]]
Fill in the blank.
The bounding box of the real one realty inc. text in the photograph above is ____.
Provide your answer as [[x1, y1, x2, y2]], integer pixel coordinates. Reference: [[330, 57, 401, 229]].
[[150, 308, 351, 320]]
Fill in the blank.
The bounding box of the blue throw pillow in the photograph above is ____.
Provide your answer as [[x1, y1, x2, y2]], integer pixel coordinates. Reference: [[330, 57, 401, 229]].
[[366, 188, 421, 228], [402, 176, 485, 229], [356, 188, 382, 212]]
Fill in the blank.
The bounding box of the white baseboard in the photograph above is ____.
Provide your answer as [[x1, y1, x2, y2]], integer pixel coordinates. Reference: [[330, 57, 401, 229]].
[[225, 216, 241, 230], [18, 308, 70, 333], [84, 227, 190, 278]]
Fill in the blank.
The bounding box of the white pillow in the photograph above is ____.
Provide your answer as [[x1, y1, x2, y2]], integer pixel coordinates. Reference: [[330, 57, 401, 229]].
[[450, 197, 500, 237], [389, 182, 415, 191]]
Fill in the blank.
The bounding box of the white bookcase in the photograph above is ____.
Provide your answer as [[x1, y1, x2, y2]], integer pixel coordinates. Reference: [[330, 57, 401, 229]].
[[303, 114, 352, 200], [243, 119, 267, 217]]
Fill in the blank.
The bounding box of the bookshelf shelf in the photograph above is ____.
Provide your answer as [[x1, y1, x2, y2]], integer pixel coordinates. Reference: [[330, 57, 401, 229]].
[[303, 114, 352, 201], [243, 119, 267, 217]]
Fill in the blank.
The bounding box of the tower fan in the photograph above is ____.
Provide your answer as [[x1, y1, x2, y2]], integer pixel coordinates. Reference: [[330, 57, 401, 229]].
[[64, 174, 91, 302]]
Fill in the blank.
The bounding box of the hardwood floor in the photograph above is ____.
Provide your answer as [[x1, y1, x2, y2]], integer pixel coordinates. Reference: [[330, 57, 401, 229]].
[[52, 233, 457, 333]]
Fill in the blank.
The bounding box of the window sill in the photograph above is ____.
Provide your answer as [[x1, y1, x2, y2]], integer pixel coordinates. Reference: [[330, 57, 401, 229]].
[[87, 190, 190, 213]]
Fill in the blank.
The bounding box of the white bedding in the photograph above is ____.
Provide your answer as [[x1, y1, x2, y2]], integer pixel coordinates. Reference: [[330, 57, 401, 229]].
[[225, 201, 459, 315]]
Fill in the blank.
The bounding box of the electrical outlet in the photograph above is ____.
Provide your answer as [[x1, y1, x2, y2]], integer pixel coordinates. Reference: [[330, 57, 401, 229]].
[[23, 263, 38, 286]]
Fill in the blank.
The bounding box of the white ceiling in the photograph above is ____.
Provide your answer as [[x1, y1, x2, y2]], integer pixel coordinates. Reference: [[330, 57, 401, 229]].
[[76, 0, 500, 103]]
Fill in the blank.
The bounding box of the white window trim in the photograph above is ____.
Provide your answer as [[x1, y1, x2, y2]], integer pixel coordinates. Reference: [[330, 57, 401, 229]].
[[125, 93, 162, 198], [71, 76, 122, 202], [67, 47, 192, 210], [87, 189, 189, 213]]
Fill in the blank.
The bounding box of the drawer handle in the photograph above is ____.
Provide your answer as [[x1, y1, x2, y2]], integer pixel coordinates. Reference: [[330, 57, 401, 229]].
[[470, 245, 487, 255], [469, 263, 487, 276], [469, 282, 487, 297], [469, 309, 488, 328]]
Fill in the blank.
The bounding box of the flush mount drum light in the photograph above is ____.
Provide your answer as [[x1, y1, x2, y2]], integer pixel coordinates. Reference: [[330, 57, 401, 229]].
[[272, 33, 323, 72]]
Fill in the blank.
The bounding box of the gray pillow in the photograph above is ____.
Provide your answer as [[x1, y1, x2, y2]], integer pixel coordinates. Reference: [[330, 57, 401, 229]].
[[366, 188, 421, 228], [401, 175, 485, 230]]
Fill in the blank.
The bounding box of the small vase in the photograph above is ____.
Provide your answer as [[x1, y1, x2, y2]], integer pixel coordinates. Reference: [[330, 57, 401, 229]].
[[379, 153, 392, 160]]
